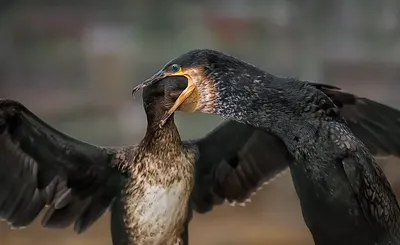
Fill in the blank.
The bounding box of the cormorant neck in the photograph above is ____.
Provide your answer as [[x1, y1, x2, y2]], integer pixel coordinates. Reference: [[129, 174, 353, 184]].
[[209, 73, 338, 153], [142, 102, 181, 148]]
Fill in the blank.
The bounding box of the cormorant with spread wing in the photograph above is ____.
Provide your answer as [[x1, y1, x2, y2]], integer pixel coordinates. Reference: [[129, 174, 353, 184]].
[[0, 76, 288, 245]]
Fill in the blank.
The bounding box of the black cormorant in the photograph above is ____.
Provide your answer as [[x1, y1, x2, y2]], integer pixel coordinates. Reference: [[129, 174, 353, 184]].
[[138, 49, 400, 245]]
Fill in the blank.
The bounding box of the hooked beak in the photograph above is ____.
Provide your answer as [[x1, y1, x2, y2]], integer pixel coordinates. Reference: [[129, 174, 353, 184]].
[[132, 70, 167, 96]]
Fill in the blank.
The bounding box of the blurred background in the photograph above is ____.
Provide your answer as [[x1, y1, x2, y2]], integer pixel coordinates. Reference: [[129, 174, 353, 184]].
[[1, 0, 400, 244]]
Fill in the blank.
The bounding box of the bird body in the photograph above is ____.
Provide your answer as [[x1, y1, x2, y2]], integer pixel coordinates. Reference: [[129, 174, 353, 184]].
[[103, 79, 199, 245], [142, 49, 400, 245], [216, 78, 400, 244], [115, 125, 195, 245], [288, 120, 394, 245], [120, 122, 195, 245]]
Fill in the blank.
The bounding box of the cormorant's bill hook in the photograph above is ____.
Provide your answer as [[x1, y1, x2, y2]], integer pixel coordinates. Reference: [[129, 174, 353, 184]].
[[132, 70, 166, 96]]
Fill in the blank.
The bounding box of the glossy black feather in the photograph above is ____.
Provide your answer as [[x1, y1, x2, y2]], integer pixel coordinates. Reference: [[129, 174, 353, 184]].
[[0, 99, 124, 230]]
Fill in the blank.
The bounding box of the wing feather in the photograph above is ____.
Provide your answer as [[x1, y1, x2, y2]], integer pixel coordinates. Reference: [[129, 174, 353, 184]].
[[189, 120, 291, 213], [311, 82, 400, 157], [0, 99, 127, 232]]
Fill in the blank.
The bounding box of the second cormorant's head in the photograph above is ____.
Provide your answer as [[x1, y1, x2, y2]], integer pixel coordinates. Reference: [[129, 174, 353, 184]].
[[133, 49, 264, 127], [141, 76, 189, 125]]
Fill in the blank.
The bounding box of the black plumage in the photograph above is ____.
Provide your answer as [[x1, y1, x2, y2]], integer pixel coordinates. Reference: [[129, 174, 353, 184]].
[[3, 58, 400, 245], [140, 49, 400, 245], [0, 99, 122, 232]]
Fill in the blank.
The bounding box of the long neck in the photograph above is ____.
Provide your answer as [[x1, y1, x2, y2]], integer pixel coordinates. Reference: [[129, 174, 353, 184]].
[[211, 73, 340, 152], [142, 104, 182, 151]]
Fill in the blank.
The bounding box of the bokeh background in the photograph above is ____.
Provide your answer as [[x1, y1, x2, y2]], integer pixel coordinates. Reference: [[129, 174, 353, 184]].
[[2, 0, 400, 244]]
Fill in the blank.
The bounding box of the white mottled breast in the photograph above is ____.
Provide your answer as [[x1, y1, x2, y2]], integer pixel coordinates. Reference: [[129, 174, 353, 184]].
[[138, 181, 187, 226], [126, 180, 191, 245]]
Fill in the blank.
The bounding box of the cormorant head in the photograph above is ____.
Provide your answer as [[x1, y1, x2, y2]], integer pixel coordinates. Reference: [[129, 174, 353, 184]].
[[141, 76, 189, 123], [134, 49, 255, 127]]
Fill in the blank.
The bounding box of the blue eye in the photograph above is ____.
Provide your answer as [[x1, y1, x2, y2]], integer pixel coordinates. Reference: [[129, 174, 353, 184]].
[[171, 64, 180, 72]]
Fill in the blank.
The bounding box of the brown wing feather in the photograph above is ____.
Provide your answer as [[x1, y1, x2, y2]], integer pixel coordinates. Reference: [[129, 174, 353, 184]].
[[0, 99, 126, 233], [189, 120, 292, 213]]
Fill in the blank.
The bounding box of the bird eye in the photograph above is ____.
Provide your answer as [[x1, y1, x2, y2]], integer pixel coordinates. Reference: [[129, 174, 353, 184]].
[[171, 64, 180, 72]]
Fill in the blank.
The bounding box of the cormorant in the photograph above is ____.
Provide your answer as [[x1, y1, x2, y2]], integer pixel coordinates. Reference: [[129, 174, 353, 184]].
[[0, 76, 290, 245], [139, 49, 400, 245]]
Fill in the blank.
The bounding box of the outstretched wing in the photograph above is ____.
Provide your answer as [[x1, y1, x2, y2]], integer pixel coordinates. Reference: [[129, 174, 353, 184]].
[[312, 82, 400, 157], [188, 120, 292, 213], [0, 99, 127, 233]]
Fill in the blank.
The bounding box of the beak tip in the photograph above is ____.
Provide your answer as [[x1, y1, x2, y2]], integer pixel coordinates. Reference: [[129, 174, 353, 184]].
[[131, 71, 164, 97], [131, 85, 141, 97]]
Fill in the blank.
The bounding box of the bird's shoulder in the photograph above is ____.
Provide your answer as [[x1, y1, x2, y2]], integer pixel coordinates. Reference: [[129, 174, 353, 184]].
[[325, 121, 359, 153], [107, 145, 139, 172], [301, 84, 342, 120]]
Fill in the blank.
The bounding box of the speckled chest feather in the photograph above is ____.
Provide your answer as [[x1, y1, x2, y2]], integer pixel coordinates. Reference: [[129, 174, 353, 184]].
[[122, 141, 196, 245]]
